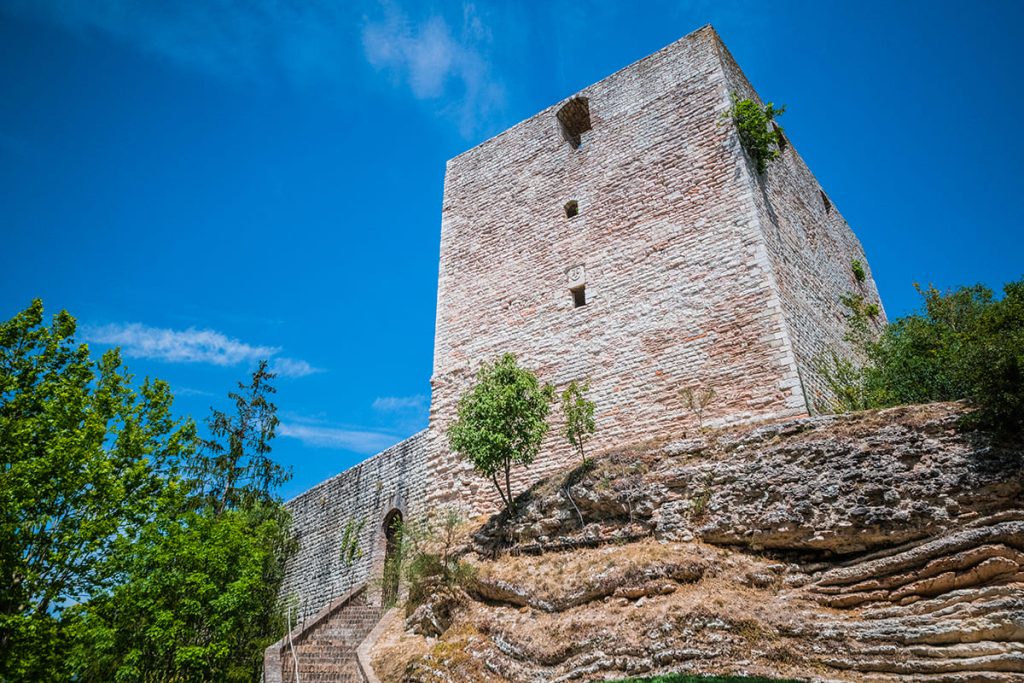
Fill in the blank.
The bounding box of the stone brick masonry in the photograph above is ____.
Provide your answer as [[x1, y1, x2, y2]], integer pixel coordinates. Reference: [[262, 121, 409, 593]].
[[264, 584, 382, 683], [279, 432, 428, 623], [274, 25, 883, 677], [426, 24, 881, 514]]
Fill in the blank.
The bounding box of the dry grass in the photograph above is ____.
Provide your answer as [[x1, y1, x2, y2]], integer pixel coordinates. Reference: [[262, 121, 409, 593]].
[[437, 563, 814, 680], [460, 539, 813, 674], [369, 614, 431, 683], [372, 532, 823, 681]]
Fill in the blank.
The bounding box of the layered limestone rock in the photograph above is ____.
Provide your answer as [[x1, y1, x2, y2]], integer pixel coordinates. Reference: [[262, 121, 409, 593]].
[[370, 403, 1023, 682]]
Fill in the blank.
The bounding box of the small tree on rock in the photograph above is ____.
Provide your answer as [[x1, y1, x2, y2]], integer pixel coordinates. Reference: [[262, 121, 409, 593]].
[[448, 353, 553, 516], [680, 385, 716, 429], [560, 380, 596, 465]]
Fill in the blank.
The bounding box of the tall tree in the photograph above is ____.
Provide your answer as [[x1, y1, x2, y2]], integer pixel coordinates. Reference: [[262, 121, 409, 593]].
[[0, 300, 193, 680], [448, 353, 554, 515], [192, 360, 288, 514], [69, 362, 295, 683]]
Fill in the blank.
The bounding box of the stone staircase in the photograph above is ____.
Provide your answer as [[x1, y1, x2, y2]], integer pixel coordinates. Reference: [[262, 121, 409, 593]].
[[265, 584, 384, 683]]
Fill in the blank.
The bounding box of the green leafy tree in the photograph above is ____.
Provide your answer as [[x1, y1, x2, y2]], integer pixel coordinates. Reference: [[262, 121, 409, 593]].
[[69, 363, 295, 682], [725, 93, 787, 174], [560, 380, 596, 464], [68, 493, 292, 682], [864, 282, 1024, 432], [819, 279, 1024, 435], [191, 360, 288, 514], [0, 300, 194, 681], [448, 354, 554, 515]]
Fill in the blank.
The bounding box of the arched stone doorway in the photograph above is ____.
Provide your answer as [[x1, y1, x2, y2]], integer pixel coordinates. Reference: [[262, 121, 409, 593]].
[[381, 509, 403, 607]]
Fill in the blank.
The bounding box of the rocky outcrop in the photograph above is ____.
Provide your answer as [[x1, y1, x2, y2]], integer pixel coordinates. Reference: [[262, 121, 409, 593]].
[[475, 403, 1021, 557], [370, 403, 1023, 682]]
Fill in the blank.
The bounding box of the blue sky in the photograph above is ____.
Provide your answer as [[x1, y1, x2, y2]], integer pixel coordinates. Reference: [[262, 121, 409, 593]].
[[1, 0, 1021, 498]]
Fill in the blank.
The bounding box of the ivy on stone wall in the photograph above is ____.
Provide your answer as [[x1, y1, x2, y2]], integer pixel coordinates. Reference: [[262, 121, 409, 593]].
[[340, 517, 366, 567]]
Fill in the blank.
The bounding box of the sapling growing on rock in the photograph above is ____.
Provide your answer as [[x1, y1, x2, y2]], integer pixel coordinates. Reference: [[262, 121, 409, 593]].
[[382, 508, 476, 626], [448, 353, 554, 516], [681, 385, 716, 429], [560, 379, 596, 465]]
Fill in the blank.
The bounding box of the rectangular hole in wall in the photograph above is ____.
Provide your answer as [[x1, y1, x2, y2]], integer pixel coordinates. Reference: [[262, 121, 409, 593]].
[[571, 285, 586, 308], [557, 97, 592, 149], [564, 200, 579, 218]]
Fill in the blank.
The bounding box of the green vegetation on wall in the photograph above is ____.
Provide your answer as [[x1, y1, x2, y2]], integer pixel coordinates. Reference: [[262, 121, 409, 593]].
[[340, 517, 366, 567], [725, 93, 787, 174]]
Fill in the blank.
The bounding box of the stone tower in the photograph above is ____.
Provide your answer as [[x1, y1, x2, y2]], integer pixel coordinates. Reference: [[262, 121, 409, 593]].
[[275, 24, 883, 626], [424, 24, 882, 510]]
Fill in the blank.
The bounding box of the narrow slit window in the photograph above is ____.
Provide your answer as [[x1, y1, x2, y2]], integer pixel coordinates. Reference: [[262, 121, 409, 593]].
[[820, 190, 832, 214], [556, 97, 592, 149], [564, 200, 579, 218], [773, 122, 787, 152], [571, 285, 586, 308]]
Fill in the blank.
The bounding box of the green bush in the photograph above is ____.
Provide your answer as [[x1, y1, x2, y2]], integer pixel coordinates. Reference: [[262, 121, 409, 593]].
[[821, 279, 1024, 436], [725, 94, 787, 174], [383, 509, 476, 613]]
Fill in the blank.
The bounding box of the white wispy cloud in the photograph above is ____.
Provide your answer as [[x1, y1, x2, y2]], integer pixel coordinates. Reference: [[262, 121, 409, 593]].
[[372, 394, 427, 412], [278, 423, 398, 454], [175, 386, 216, 397], [83, 322, 322, 378], [361, 3, 504, 135], [85, 322, 279, 366], [272, 357, 324, 378], [1, 0, 352, 88], [2, 1, 506, 135]]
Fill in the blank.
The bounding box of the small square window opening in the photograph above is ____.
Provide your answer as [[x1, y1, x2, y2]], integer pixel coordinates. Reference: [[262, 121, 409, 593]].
[[564, 200, 579, 219]]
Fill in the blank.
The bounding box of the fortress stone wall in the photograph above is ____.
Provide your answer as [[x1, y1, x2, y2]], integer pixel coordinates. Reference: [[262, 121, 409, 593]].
[[280, 431, 428, 621], [278, 25, 883, 624], [425, 25, 880, 513], [715, 41, 885, 409]]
